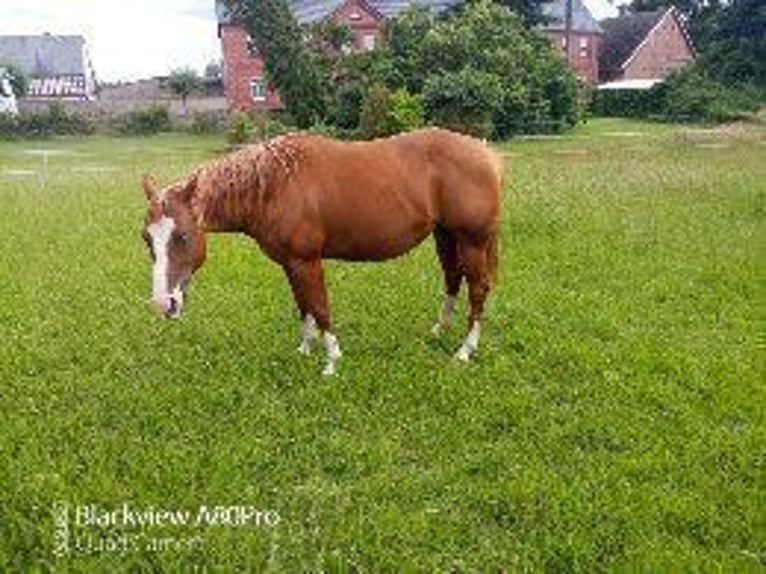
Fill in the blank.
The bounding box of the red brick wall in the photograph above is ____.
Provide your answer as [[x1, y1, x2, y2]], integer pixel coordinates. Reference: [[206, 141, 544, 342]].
[[219, 0, 385, 110], [622, 12, 694, 80], [219, 24, 282, 111], [545, 31, 602, 85], [331, 0, 382, 50]]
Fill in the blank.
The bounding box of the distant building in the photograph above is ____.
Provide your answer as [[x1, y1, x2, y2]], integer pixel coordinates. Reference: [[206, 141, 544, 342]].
[[215, 0, 461, 111], [0, 34, 97, 100], [540, 0, 604, 84], [598, 7, 694, 86], [215, 0, 605, 111]]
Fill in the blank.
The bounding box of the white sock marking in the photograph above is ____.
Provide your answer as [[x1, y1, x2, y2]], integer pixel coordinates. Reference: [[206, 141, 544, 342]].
[[455, 320, 480, 362], [432, 294, 457, 335], [322, 331, 342, 376], [298, 314, 317, 355]]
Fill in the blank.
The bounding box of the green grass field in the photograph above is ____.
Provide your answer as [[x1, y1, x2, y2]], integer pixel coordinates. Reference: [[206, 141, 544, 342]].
[[0, 119, 763, 571]]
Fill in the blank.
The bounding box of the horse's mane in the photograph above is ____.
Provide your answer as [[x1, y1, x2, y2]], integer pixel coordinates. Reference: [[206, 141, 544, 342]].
[[190, 134, 307, 229]]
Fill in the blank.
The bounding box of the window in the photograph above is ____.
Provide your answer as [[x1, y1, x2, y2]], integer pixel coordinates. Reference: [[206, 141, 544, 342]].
[[250, 78, 266, 102], [579, 36, 589, 57], [362, 34, 376, 51]]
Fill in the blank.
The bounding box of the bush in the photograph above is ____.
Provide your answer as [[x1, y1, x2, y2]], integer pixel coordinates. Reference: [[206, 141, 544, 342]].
[[423, 68, 503, 138], [389, 0, 580, 139], [389, 88, 425, 133], [591, 68, 764, 123], [359, 84, 395, 139], [250, 112, 291, 140], [657, 68, 762, 122], [591, 87, 665, 119], [188, 110, 226, 134], [114, 105, 171, 135], [0, 103, 94, 139], [227, 111, 254, 145]]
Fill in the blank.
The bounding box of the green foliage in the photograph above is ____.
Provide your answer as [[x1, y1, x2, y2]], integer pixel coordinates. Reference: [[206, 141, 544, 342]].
[[383, 7, 436, 94], [591, 87, 664, 119], [188, 110, 226, 134], [358, 84, 394, 139], [228, 0, 329, 128], [167, 68, 202, 104], [592, 68, 763, 123], [114, 105, 171, 135], [397, 0, 579, 138], [0, 102, 94, 139], [657, 68, 763, 122], [389, 88, 425, 133], [307, 20, 355, 53], [226, 110, 254, 145], [226, 111, 290, 145], [423, 68, 503, 138], [694, 0, 766, 88], [357, 85, 425, 140], [328, 51, 393, 131]]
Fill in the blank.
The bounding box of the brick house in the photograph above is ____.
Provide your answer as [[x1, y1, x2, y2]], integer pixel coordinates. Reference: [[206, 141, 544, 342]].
[[598, 7, 694, 85], [216, 0, 460, 111], [540, 0, 603, 84], [0, 34, 97, 100], [215, 0, 604, 112]]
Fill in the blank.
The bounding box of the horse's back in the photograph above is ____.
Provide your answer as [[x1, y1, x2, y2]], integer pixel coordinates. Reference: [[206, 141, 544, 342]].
[[278, 129, 501, 260]]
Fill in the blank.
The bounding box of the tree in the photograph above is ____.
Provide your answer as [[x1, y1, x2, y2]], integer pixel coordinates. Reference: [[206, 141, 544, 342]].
[[390, 0, 579, 138], [695, 0, 766, 87], [168, 68, 202, 107], [223, 0, 329, 127]]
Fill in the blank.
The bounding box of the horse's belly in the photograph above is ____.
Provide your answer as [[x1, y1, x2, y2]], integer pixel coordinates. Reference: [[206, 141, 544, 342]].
[[322, 216, 433, 261]]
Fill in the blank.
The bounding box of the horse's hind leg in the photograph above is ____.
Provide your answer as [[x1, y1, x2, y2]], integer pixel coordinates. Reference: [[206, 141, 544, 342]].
[[455, 239, 491, 362], [284, 259, 341, 375], [432, 226, 463, 335]]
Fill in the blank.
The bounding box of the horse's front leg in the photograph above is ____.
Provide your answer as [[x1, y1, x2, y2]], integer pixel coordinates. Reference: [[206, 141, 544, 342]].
[[284, 259, 342, 375]]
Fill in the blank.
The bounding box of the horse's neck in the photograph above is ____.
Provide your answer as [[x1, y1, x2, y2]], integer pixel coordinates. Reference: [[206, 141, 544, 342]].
[[195, 152, 263, 234]]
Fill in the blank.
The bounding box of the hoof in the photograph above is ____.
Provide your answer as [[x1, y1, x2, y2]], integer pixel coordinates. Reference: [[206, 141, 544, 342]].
[[322, 363, 337, 376], [454, 347, 471, 362], [297, 342, 311, 355]]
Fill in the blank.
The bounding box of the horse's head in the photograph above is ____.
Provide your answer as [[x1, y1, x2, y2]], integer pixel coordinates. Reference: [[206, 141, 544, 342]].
[[140, 174, 207, 319]]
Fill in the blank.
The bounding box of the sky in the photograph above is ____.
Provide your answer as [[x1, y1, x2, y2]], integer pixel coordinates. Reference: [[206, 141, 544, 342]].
[[0, 0, 618, 83]]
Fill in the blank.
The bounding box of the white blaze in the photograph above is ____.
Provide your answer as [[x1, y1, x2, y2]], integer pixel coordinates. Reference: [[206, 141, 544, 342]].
[[147, 215, 176, 304]]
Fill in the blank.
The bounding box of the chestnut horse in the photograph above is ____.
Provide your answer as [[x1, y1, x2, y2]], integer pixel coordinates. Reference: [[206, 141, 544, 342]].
[[141, 128, 502, 375]]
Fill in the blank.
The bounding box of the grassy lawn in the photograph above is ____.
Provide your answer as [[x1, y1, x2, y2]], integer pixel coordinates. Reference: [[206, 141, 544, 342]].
[[0, 119, 763, 571]]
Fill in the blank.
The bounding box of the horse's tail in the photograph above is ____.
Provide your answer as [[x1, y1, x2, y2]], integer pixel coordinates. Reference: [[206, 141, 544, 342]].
[[486, 230, 499, 286]]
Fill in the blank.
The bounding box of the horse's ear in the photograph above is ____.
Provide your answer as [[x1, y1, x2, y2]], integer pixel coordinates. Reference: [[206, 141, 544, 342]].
[[142, 174, 159, 201]]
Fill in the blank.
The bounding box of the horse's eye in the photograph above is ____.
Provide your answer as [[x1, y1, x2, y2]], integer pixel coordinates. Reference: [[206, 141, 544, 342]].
[[177, 232, 191, 245]]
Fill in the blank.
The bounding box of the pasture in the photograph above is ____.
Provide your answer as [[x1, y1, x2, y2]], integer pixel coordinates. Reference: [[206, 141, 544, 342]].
[[0, 119, 763, 571]]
